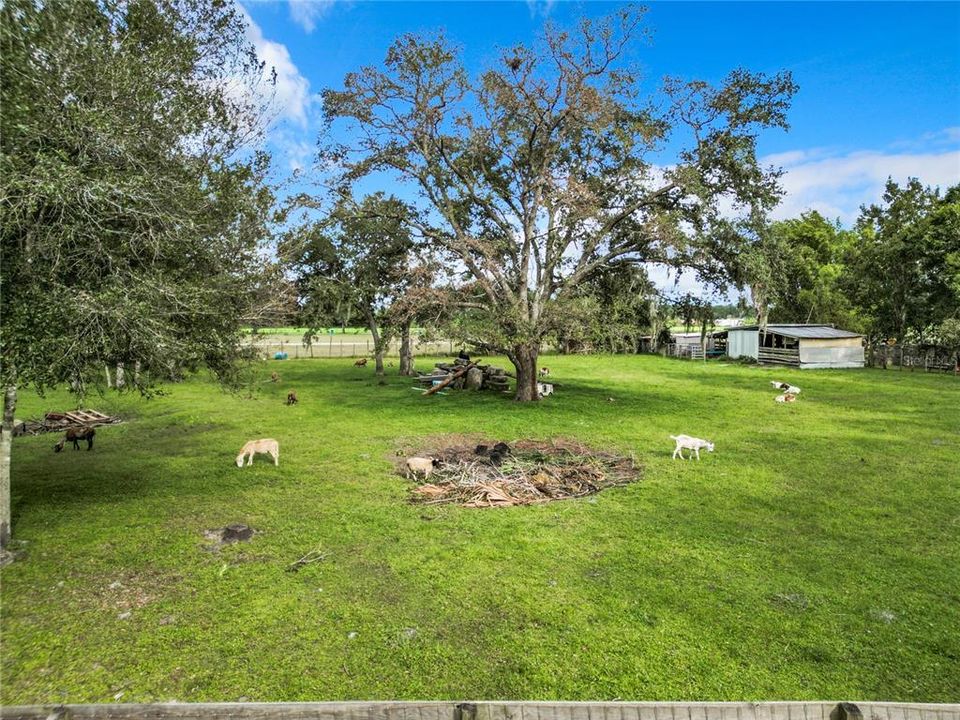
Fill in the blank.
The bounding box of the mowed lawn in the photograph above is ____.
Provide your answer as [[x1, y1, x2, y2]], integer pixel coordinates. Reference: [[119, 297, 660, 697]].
[[2, 355, 958, 703]]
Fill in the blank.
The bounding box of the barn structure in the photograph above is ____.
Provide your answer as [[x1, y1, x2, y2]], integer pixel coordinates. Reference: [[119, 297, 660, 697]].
[[717, 324, 865, 368]]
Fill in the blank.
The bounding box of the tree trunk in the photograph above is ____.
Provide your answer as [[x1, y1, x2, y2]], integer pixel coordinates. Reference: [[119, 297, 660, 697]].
[[509, 343, 539, 402], [0, 385, 16, 548], [115, 362, 125, 389], [398, 321, 415, 376], [365, 310, 385, 376], [104, 364, 113, 389]]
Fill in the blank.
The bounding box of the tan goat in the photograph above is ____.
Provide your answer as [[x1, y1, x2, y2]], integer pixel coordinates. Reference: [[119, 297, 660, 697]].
[[236, 439, 280, 467]]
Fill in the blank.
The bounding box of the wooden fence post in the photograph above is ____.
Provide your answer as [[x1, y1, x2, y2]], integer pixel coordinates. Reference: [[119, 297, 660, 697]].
[[454, 704, 477, 720], [830, 703, 863, 720]]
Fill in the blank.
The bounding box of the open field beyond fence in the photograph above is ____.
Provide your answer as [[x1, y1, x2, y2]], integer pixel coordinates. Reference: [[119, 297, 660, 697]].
[[1, 356, 958, 703], [243, 329, 457, 359]]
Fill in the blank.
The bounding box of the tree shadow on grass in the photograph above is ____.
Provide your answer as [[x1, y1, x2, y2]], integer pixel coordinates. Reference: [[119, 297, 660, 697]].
[[8, 421, 244, 532]]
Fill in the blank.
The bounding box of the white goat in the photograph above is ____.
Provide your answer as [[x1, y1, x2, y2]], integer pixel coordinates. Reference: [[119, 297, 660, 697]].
[[236, 439, 279, 467], [537, 382, 554, 398], [406, 456, 439, 479], [774, 393, 797, 403], [771, 380, 801, 394], [670, 434, 715, 460]]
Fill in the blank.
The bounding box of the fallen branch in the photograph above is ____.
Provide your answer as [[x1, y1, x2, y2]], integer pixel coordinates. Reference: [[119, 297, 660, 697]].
[[422, 362, 477, 396], [286, 548, 329, 572]]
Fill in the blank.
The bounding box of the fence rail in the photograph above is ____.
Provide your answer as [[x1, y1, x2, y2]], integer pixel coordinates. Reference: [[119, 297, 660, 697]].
[[4, 702, 958, 720], [665, 343, 702, 359], [758, 347, 800, 366]]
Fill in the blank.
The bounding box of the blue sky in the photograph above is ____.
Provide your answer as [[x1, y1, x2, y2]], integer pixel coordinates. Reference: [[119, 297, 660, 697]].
[[240, 0, 960, 293]]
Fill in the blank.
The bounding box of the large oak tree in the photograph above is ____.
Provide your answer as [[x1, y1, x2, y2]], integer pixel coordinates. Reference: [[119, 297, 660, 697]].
[[319, 6, 797, 400]]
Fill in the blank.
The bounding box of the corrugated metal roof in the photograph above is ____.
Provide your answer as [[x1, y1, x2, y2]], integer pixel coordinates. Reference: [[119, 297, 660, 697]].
[[727, 324, 862, 339]]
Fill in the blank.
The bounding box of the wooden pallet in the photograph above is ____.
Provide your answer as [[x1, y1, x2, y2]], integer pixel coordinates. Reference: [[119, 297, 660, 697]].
[[45, 409, 114, 425], [17, 409, 121, 435]]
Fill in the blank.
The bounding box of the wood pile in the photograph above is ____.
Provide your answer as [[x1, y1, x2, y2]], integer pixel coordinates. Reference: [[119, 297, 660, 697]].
[[415, 358, 511, 393], [406, 439, 641, 507], [15, 409, 121, 436]]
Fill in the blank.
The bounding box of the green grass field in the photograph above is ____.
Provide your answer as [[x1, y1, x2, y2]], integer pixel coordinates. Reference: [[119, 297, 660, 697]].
[[2, 356, 958, 702]]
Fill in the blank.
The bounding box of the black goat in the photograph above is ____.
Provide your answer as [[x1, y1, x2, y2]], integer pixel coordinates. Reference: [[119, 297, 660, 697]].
[[54, 426, 96, 452]]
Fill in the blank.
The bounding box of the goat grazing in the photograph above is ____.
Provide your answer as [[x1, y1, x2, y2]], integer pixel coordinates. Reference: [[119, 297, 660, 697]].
[[54, 426, 96, 453], [669, 434, 715, 460], [406, 456, 439, 479], [537, 382, 554, 398], [236, 439, 280, 467], [286, 390, 298, 405], [539, 367, 551, 377], [354, 358, 368, 367]]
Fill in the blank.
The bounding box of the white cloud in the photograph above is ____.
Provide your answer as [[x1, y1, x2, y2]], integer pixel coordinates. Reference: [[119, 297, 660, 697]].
[[288, 0, 335, 33], [272, 131, 315, 173], [526, 0, 555, 19], [645, 264, 723, 300], [643, 130, 960, 300], [888, 126, 960, 152], [240, 7, 312, 127], [766, 139, 960, 224]]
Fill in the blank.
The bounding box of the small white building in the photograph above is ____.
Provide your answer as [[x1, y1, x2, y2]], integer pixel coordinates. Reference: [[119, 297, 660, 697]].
[[721, 324, 864, 369]]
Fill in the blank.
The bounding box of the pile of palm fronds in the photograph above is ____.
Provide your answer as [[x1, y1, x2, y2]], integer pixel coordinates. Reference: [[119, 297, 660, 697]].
[[404, 439, 641, 508]]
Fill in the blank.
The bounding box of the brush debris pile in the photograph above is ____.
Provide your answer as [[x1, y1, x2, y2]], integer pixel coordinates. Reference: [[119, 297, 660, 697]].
[[405, 439, 641, 508], [415, 357, 511, 393]]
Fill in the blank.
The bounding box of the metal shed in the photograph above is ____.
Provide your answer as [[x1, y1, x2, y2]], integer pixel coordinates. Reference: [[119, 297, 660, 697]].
[[722, 324, 864, 368]]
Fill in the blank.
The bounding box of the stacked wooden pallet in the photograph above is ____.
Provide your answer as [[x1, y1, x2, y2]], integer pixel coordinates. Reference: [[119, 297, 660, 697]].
[[16, 409, 120, 435]]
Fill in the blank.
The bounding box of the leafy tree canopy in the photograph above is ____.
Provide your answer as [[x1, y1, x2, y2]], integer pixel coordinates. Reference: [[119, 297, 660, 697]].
[[282, 193, 415, 373], [319, 5, 797, 399], [1, 0, 276, 395]]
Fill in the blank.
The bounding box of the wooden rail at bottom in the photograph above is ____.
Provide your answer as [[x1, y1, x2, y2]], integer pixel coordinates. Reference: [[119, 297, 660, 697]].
[[2, 701, 958, 720]]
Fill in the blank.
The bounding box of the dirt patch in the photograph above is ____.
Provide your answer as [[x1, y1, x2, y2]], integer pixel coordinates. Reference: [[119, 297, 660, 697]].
[[202, 524, 257, 551], [397, 437, 641, 508]]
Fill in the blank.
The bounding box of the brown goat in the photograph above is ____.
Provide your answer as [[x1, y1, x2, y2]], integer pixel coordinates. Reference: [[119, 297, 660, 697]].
[[354, 358, 368, 367], [54, 426, 95, 452], [286, 390, 298, 405]]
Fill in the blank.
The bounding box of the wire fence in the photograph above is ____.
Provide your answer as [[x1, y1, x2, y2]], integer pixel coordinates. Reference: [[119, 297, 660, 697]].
[[248, 337, 960, 373], [866, 344, 959, 373], [248, 338, 457, 359]]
